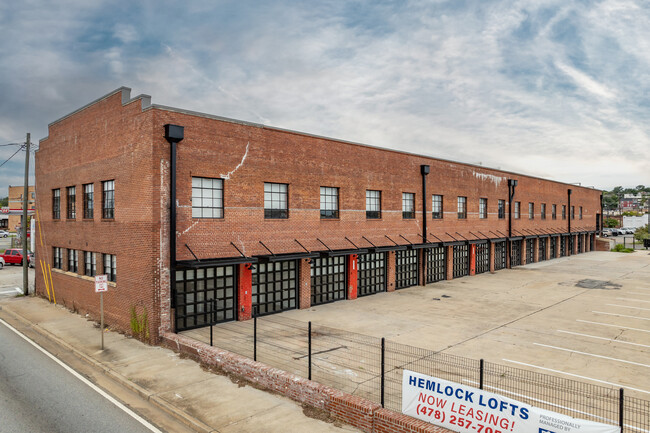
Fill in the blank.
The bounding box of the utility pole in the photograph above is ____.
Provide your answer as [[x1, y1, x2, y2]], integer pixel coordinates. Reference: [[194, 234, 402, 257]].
[[22, 133, 30, 296]]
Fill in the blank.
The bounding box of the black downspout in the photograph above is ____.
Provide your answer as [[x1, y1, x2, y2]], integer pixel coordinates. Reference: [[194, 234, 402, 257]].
[[164, 124, 184, 314], [421, 165, 430, 243], [568, 188, 572, 255], [600, 193, 603, 236], [507, 179, 517, 268]]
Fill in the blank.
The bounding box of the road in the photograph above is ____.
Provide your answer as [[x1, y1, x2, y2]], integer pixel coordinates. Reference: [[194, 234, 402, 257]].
[[0, 319, 159, 433]]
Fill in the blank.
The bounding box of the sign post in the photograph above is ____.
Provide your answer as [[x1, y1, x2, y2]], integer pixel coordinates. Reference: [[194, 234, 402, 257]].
[[95, 275, 108, 349]]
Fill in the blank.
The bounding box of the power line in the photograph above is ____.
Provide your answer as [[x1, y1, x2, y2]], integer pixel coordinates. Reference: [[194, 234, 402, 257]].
[[0, 145, 25, 168], [0, 142, 24, 147]]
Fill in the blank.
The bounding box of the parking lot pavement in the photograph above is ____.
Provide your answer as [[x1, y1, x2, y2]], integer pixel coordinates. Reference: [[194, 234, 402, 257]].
[[0, 262, 35, 297]]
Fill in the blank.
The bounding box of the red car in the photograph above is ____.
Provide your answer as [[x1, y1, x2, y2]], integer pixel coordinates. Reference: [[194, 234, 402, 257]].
[[0, 249, 32, 266]]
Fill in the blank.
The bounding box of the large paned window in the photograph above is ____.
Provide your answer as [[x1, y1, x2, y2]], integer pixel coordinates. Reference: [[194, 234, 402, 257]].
[[102, 180, 115, 219], [562, 205, 567, 220], [84, 251, 96, 277], [83, 183, 94, 219], [432, 195, 443, 219], [192, 177, 224, 218], [529, 202, 534, 219], [67, 249, 78, 273], [579, 206, 583, 219], [457, 196, 467, 219], [571, 206, 575, 220], [264, 182, 288, 219], [479, 198, 487, 219], [552, 204, 557, 220], [366, 190, 381, 219], [402, 193, 415, 219], [320, 186, 339, 219], [541, 203, 546, 220], [66, 186, 76, 219], [53, 247, 62, 269], [514, 201, 520, 219], [498, 200, 505, 219], [104, 254, 116, 282], [52, 189, 60, 219]]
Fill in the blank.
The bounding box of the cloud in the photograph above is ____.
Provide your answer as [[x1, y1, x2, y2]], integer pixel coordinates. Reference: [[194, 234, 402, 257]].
[[555, 61, 616, 99]]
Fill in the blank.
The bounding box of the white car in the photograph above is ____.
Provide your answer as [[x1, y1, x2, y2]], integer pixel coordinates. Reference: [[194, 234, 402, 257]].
[[0, 256, 4, 269], [0, 230, 8, 238]]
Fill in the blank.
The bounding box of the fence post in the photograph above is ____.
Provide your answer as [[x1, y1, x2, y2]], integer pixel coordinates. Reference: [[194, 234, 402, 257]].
[[619, 388, 624, 432], [308, 321, 312, 381], [480, 359, 484, 390], [381, 337, 385, 408], [210, 299, 215, 347], [253, 308, 257, 362]]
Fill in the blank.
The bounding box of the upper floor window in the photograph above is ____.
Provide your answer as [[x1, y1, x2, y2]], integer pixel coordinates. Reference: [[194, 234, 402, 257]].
[[541, 203, 546, 220], [498, 200, 505, 219], [83, 183, 94, 219], [68, 249, 78, 273], [52, 189, 60, 219], [514, 201, 520, 219], [102, 180, 115, 219], [571, 206, 575, 220], [457, 196, 467, 219], [552, 204, 557, 220], [53, 247, 62, 269], [320, 187, 339, 219], [528, 202, 534, 219], [432, 195, 443, 219], [264, 182, 288, 219], [66, 186, 76, 219], [104, 253, 116, 282], [402, 193, 415, 219], [84, 251, 96, 277], [366, 190, 381, 219], [562, 205, 567, 220], [192, 177, 224, 218], [579, 206, 583, 219], [479, 198, 487, 219]]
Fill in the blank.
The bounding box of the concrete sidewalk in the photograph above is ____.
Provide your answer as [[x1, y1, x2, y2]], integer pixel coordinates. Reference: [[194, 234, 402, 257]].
[[0, 296, 359, 433]]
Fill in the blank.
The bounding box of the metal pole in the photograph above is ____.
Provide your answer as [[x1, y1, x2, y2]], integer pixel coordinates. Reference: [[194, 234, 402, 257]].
[[381, 337, 385, 408], [308, 321, 312, 380], [100, 292, 104, 350], [479, 359, 484, 390], [22, 133, 30, 296], [619, 388, 624, 432], [210, 300, 214, 347], [253, 312, 257, 362]]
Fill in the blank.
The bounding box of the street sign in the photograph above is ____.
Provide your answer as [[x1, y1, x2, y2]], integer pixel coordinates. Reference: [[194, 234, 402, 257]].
[[95, 275, 108, 293]]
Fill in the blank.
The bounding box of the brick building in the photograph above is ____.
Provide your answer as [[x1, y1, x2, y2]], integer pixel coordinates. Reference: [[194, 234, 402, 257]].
[[35, 87, 602, 342], [7, 185, 35, 232]]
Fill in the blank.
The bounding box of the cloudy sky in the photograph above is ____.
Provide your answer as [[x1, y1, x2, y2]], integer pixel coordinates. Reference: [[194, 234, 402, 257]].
[[1, 0, 649, 197]]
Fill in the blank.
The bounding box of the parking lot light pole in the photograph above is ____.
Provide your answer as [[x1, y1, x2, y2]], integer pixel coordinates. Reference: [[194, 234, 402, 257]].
[[22, 133, 30, 296]]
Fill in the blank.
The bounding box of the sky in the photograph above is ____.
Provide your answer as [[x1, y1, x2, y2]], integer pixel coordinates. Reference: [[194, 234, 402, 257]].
[[1, 0, 649, 198]]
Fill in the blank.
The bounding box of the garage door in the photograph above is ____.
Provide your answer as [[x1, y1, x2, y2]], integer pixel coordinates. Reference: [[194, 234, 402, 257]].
[[510, 240, 522, 267], [396, 249, 418, 289], [525, 239, 535, 264], [550, 237, 557, 259], [253, 260, 298, 316], [358, 252, 386, 297], [475, 243, 490, 274], [538, 237, 547, 261], [426, 246, 446, 283], [311, 256, 346, 305], [494, 241, 506, 270], [453, 244, 469, 278]]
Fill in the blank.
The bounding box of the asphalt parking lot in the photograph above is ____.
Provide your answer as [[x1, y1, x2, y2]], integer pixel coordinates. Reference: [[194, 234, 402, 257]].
[[0, 236, 35, 297]]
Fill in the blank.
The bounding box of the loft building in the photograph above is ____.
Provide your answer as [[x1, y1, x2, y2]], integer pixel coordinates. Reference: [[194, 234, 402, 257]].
[[35, 87, 603, 341], [7, 185, 36, 232]]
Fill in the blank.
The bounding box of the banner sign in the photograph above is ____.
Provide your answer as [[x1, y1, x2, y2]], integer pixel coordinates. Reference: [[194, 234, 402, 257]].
[[402, 370, 619, 433]]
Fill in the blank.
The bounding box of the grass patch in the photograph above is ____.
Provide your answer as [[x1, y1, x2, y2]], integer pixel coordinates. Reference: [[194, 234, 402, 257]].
[[611, 244, 634, 253]]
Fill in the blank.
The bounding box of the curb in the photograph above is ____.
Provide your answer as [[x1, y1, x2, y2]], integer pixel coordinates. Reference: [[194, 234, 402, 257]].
[[0, 305, 216, 433]]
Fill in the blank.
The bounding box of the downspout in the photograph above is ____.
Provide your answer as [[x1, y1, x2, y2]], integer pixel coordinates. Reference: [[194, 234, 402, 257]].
[[164, 124, 184, 315], [599, 193, 603, 236], [507, 179, 517, 268], [568, 188, 572, 255], [421, 165, 430, 243]]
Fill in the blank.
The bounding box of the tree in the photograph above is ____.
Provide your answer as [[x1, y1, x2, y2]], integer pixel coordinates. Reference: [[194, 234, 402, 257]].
[[634, 225, 649, 241], [0, 197, 7, 207], [604, 218, 618, 228]]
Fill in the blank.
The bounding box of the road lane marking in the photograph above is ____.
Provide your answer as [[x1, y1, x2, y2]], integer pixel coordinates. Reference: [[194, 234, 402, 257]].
[[0, 318, 162, 433], [0, 288, 22, 295], [616, 297, 650, 303], [606, 304, 650, 312], [534, 343, 650, 368], [592, 311, 650, 321], [503, 359, 650, 395], [577, 319, 650, 333], [557, 330, 650, 349]]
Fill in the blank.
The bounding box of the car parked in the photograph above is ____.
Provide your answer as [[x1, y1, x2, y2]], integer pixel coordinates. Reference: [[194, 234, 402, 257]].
[[610, 228, 622, 236], [0, 248, 32, 266], [601, 228, 612, 237], [0, 230, 9, 238], [0, 256, 4, 269]]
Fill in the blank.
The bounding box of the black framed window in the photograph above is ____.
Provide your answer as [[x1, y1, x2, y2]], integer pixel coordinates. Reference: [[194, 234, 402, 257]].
[[529, 202, 534, 219], [579, 206, 583, 219], [320, 186, 339, 219], [514, 201, 520, 219], [84, 251, 96, 277], [253, 260, 297, 315], [192, 177, 224, 218], [552, 204, 557, 220], [541, 203, 546, 220], [402, 192, 415, 219], [426, 246, 446, 283], [104, 253, 116, 282], [396, 249, 418, 288], [457, 196, 467, 219], [264, 182, 288, 219], [366, 190, 381, 219], [102, 180, 115, 219], [67, 186, 76, 219], [479, 198, 487, 219], [562, 205, 567, 220], [571, 206, 575, 220], [498, 200, 505, 219], [358, 253, 387, 296], [52, 189, 60, 219], [83, 183, 94, 219], [432, 195, 443, 219], [311, 256, 346, 305], [53, 247, 62, 269], [67, 249, 78, 273]]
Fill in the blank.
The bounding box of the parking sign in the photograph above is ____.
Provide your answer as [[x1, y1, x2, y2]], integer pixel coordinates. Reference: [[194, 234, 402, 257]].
[[95, 275, 108, 293]]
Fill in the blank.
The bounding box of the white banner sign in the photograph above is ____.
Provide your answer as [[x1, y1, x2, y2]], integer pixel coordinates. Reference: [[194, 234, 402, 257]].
[[95, 275, 108, 293], [402, 370, 619, 433]]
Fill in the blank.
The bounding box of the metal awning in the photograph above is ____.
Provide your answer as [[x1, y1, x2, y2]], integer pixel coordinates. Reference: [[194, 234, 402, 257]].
[[489, 237, 507, 243], [508, 236, 523, 241], [256, 252, 320, 263], [469, 239, 488, 244], [176, 256, 259, 268], [410, 242, 443, 249], [320, 248, 369, 257], [443, 241, 467, 246], [368, 245, 408, 252]]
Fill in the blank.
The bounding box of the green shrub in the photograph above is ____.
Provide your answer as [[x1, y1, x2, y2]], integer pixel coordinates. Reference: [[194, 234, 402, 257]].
[[130, 306, 150, 342], [634, 225, 649, 242], [604, 218, 619, 228], [611, 244, 634, 253]]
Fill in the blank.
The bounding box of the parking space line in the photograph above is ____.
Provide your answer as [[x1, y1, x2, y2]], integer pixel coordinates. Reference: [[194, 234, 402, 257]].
[[616, 297, 650, 303], [606, 304, 650, 312], [534, 343, 650, 368], [0, 288, 22, 295], [503, 359, 650, 395], [629, 292, 650, 296], [557, 330, 650, 349], [577, 319, 650, 333], [592, 311, 650, 321]]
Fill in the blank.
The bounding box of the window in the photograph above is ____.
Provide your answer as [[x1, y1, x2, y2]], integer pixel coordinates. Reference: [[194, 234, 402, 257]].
[[83, 183, 94, 219], [53, 247, 62, 269], [320, 187, 339, 219], [84, 252, 96, 277], [571, 206, 575, 220], [514, 202, 520, 219], [104, 254, 116, 282], [498, 200, 505, 219], [402, 193, 415, 219], [562, 205, 567, 220], [67, 249, 78, 273], [541, 203, 546, 220], [528, 202, 534, 219], [66, 186, 76, 219], [52, 189, 60, 219], [366, 190, 381, 219], [192, 177, 224, 218], [579, 206, 583, 219], [264, 182, 288, 219], [552, 204, 557, 220], [102, 180, 115, 219], [457, 196, 467, 219], [432, 195, 443, 219], [479, 198, 487, 219]]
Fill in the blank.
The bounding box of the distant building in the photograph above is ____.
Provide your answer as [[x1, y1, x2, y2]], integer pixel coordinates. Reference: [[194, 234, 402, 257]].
[[7, 185, 36, 232]]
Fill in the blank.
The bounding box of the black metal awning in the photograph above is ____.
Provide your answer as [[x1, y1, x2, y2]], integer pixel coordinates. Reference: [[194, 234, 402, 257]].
[[508, 236, 523, 241], [176, 256, 259, 268], [255, 252, 320, 263], [538, 234, 550, 238], [489, 237, 507, 243], [320, 248, 369, 257], [368, 245, 408, 252], [410, 242, 443, 249], [469, 239, 488, 245], [443, 240, 467, 246]]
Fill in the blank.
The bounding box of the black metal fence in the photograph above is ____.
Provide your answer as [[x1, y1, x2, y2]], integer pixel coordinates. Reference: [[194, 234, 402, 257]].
[[183, 314, 649, 432]]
